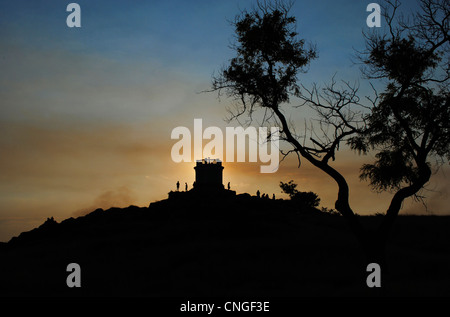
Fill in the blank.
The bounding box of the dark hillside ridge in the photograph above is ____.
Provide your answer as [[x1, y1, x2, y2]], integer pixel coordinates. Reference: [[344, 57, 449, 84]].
[[1, 193, 450, 297]]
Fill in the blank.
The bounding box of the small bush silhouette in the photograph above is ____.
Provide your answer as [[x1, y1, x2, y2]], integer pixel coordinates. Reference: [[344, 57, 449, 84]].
[[280, 180, 320, 208]]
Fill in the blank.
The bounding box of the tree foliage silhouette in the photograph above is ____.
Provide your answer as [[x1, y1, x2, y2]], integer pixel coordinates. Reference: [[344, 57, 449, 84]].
[[212, 0, 449, 264], [280, 180, 320, 208], [352, 0, 450, 241], [279, 180, 298, 199]]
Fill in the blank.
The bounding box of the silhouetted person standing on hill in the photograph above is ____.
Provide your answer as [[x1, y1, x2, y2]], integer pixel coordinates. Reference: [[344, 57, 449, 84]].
[[176, 181, 180, 191], [256, 190, 260, 198], [227, 182, 230, 190], [185, 182, 188, 191], [272, 194, 275, 200]]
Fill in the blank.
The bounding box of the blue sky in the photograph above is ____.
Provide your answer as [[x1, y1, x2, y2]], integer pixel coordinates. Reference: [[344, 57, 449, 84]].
[[0, 0, 379, 80], [0, 0, 385, 125], [1, 0, 445, 242]]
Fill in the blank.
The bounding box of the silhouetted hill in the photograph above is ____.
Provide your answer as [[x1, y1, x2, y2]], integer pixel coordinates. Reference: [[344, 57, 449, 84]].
[[1, 192, 450, 297]]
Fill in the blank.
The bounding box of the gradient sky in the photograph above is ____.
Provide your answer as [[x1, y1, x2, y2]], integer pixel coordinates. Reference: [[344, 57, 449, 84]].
[[0, 0, 448, 242]]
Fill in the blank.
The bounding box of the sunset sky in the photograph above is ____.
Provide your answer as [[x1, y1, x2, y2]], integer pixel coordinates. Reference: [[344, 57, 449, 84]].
[[0, 0, 448, 242]]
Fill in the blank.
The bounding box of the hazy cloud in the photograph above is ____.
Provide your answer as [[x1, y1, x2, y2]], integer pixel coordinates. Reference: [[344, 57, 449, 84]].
[[72, 186, 137, 217]]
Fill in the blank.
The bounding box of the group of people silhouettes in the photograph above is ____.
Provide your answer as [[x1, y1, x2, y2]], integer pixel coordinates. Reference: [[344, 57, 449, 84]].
[[176, 181, 189, 192], [256, 190, 275, 200], [176, 181, 232, 191], [175, 181, 274, 200]]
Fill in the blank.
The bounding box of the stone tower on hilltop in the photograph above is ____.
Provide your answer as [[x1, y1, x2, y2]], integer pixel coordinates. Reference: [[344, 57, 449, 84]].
[[193, 158, 224, 190], [164, 157, 236, 203]]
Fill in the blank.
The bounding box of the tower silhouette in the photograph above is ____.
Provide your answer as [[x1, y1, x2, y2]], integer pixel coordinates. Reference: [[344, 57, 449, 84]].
[[193, 158, 224, 191]]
